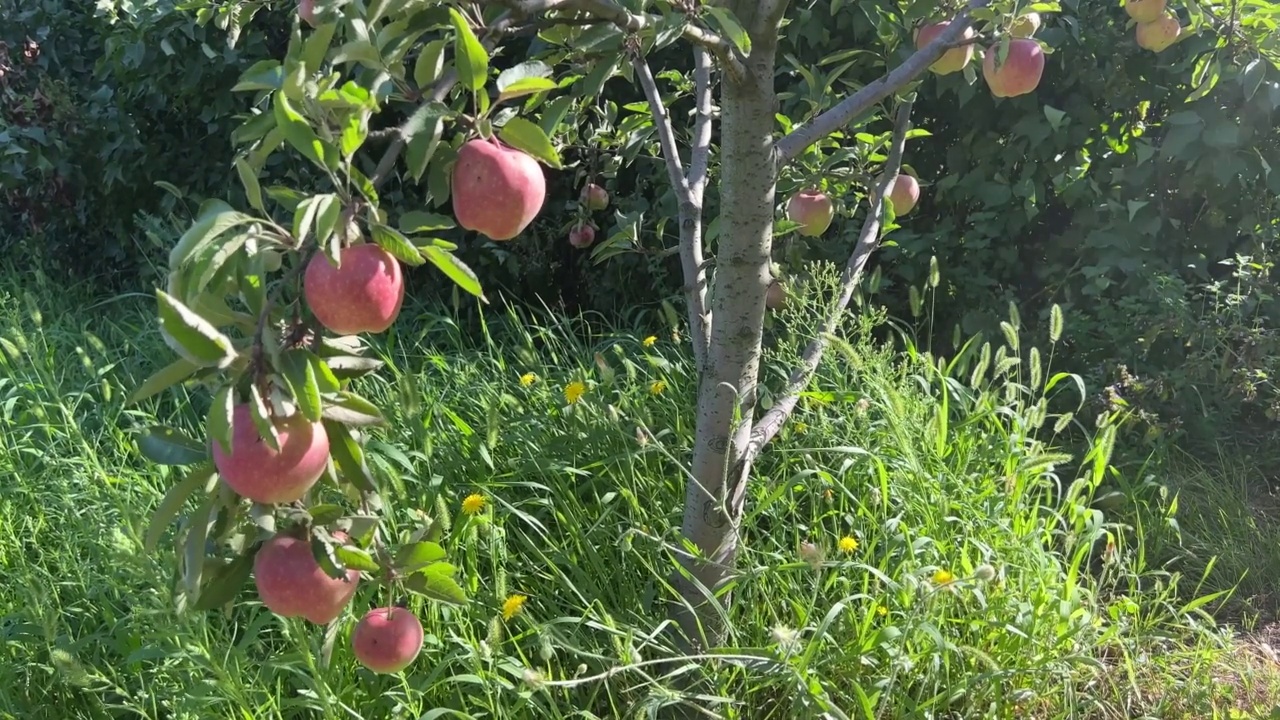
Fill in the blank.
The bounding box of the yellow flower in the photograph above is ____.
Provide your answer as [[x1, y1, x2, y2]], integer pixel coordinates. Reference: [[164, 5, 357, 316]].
[[933, 568, 956, 586], [461, 493, 486, 515], [564, 380, 586, 404], [642, 335, 657, 348], [876, 604, 889, 617], [838, 536, 859, 554], [502, 594, 528, 620], [519, 372, 538, 387], [649, 379, 667, 395], [793, 421, 808, 434]]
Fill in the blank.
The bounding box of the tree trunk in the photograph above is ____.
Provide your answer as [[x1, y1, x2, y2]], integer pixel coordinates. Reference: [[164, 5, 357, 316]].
[[676, 32, 779, 648]]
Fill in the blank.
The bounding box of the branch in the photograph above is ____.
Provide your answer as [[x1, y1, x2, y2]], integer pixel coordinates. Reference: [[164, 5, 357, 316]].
[[773, 0, 989, 166], [632, 49, 713, 373], [747, 100, 916, 460], [370, 13, 517, 189], [485, 0, 747, 82]]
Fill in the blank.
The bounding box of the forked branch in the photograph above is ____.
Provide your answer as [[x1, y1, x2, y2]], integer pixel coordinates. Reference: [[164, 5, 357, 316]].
[[774, 0, 989, 165], [747, 100, 916, 460]]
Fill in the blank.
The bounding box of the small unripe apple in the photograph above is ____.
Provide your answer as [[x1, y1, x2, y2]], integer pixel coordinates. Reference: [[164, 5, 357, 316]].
[[352, 607, 425, 673], [1125, 0, 1166, 24], [1136, 15, 1182, 52], [580, 183, 609, 212], [569, 224, 596, 249], [787, 189, 834, 237], [766, 280, 787, 311], [916, 21, 976, 76]]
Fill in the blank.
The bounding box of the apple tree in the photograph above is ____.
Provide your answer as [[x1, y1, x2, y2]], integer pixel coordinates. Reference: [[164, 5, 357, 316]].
[[129, 0, 1277, 661]]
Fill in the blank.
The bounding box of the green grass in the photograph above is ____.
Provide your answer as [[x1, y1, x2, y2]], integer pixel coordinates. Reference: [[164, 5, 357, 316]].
[[2, 265, 1279, 719]]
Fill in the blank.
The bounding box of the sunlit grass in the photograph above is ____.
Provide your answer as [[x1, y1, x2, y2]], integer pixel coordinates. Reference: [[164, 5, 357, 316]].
[[1, 265, 1278, 719]]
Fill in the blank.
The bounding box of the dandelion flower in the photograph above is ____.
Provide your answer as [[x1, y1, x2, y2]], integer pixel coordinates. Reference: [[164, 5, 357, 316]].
[[793, 421, 808, 434], [642, 335, 657, 348], [798, 541, 823, 568], [933, 568, 956, 586], [564, 380, 586, 404], [519, 372, 538, 387], [462, 493, 486, 515], [876, 605, 889, 617], [838, 536, 859, 554], [502, 594, 528, 621], [649, 379, 668, 395]]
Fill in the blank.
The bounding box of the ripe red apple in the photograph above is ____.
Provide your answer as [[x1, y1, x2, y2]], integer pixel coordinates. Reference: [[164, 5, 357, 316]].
[[298, 0, 317, 27], [303, 244, 405, 336], [213, 403, 329, 505], [787, 189, 834, 237], [1136, 15, 1182, 52], [452, 138, 546, 241], [1125, 0, 1166, 24], [766, 280, 787, 311], [351, 607, 425, 673], [1011, 13, 1041, 38], [887, 174, 921, 216], [569, 223, 596, 249], [581, 183, 609, 212], [982, 38, 1046, 98], [916, 21, 976, 76], [253, 533, 360, 624]]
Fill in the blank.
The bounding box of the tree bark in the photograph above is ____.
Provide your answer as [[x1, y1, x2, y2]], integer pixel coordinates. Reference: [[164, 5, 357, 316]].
[[676, 22, 779, 648]]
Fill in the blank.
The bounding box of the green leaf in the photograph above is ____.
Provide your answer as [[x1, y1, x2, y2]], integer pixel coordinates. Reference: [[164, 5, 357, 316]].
[[192, 552, 255, 611], [406, 119, 446, 183], [497, 117, 561, 168], [273, 91, 334, 170], [183, 494, 217, 597], [308, 503, 346, 525], [138, 426, 208, 466], [395, 541, 447, 572], [340, 111, 370, 159], [497, 61, 556, 102], [414, 39, 447, 89], [403, 562, 467, 605], [309, 532, 349, 581], [399, 211, 456, 233], [332, 40, 383, 70], [324, 420, 379, 493], [247, 384, 281, 452], [422, 246, 485, 300], [538, 95, 575, 137], [282, 349, 342, 394], [169, 201, 257, 271], [232, 60, 283, 92], [370, 225, 427, 266], [127, 357, 200, 406], [335, 545, 381, 572], [145, 462, 218, 553], [322, 391, 388, 427], [281, 350, 323, 423], [313, 193, 343, 250], [703, 7, 751, 56], [156, 290, 237, 368], [234, 157, 265, 212], [302, 21, 338, 74], [207, 385, 235, 455], [449, 8, 489, 92], [324, 355, 385, 380]]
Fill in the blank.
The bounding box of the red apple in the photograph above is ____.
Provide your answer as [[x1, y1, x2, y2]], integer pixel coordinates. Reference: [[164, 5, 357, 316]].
[[213, 403, 329, 505], [766, 280, 787, 311], [1011, 13, 1041, 38], [1136, 15, 1182, 52], [569, 223, 596, 249], [304, 244, 405, 336], [1125, 0, 1166, 24], [887, 174, 920, 216], [982, 38, 1046, 98], [452, 139, 546, 241], [351, 607, 425, 673], [787, 189, 834, 237], [916, 21, 976, 76], [298, 0, 317, 26], [581, 183, 609, 212], [253, 533, 360, 624]]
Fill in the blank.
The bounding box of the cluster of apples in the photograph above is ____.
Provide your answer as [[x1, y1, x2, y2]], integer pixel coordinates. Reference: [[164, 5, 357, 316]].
[[917, 13, 1046, 98], [1126, 0, 1183, 53], [571, 183, 610, 249]]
